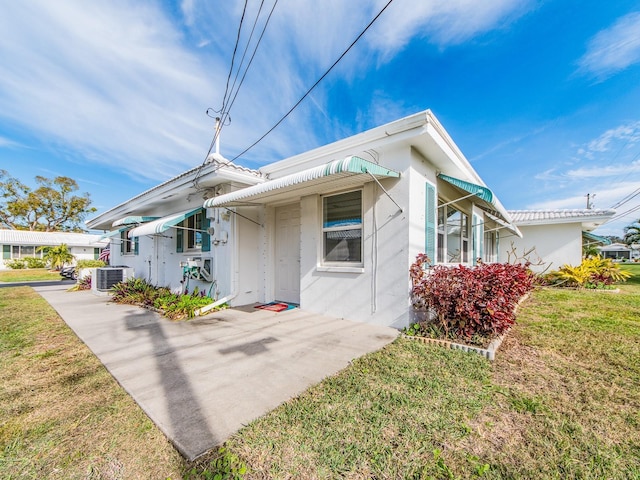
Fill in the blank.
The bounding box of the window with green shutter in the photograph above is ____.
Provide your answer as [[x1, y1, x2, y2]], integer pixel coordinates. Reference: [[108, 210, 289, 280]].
[[424, 183, 436, 265]]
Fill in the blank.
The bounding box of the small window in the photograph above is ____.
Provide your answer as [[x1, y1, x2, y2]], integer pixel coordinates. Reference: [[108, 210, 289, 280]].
[[187, 211, 203, 250], [322, 190, 362, 264], [121, 229, 137, 255], [437, 203, 470, 264]]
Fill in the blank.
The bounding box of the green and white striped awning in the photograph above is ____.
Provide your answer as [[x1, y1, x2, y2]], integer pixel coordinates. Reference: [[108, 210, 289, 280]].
[[438, 174, 494, 203], [203, 156, 400, 208], [583, 231, 611, 245], [112, 216, 159, 227], [437, 173, 516, 225], [99, 227, 127, 240], [128, 208, 201, 238]]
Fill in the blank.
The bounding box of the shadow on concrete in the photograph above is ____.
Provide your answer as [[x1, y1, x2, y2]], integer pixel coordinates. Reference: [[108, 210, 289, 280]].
[[218, 336, 279, 356], [124, 310, 215, 460]]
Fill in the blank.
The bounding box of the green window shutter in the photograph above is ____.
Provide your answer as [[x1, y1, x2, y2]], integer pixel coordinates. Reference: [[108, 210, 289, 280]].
[[134, 237, 139, 255], [2, 245, 10, 259], [201, 211, 211, 252], [424, 182, 436, 264], [176, 226, 184, 253], [94, 247, 100, 260], [120, 231, 125, 255]]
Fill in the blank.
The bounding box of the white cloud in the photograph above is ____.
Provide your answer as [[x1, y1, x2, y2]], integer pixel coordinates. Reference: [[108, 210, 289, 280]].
[[369, 0, 529, 54], [0, 136, 22, 149], [566, 159, 640, 179], [578, 11, 640, 79], [0, 1, 223, 182], [0, 0, 535, 184]]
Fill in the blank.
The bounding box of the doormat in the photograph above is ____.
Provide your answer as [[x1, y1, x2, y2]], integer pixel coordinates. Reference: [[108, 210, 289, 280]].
[[254, 302, 297, 312]]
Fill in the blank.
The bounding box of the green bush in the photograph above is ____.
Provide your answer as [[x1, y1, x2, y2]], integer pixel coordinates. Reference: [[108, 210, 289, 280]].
[[545, 256, 631, 288], [23, 257, 47, 269], [4, 259, 26, 269], [76, 259, 106, 269], [111, 278, 217, 319]]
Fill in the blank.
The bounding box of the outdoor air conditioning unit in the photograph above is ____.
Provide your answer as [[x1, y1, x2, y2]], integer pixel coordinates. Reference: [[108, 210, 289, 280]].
[[95, 267, 134, 291]]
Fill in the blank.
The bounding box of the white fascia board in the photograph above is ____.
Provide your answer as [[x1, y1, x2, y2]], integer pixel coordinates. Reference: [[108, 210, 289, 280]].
[[515, 213, 615, 228], [260, 110, 432, 177], [86, 163, 263, 229]]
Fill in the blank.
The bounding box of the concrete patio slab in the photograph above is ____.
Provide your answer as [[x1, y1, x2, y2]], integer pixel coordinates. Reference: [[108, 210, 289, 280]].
[[33, 284, 398, 460]]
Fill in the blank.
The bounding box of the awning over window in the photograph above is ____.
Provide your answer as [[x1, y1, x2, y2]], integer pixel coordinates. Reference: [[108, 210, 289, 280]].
[[112, 216, 159, 227], [127, 208, 201, 238], [437, 173, 516, 229], [203, 156, 400, 208], [438, 174, 494, 203], [583, 231, 611, 245], [99, 228, 127, 241]]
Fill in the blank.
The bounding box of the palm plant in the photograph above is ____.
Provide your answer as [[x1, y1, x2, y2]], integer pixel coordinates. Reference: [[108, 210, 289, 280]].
[[38, 244, 75, 270], [624, 219, 640, 245]]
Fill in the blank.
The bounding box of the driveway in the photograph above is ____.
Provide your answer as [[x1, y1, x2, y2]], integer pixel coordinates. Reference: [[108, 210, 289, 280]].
[[33, 284, 398, 460]]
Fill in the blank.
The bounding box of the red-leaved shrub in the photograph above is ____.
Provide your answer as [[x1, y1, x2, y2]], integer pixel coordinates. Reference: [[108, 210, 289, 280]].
[[410, 255, 534, 339]]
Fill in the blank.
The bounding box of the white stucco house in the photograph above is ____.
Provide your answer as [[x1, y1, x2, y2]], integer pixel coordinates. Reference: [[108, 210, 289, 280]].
[[498, 209, 616, 272], [0, 229, 107, 269], [598, 242, 639, 261], [87, 110, 520, 328]]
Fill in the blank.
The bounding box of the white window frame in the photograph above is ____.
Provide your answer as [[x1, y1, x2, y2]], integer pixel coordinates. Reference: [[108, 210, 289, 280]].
[[184, 211, 203, 251], [321, 189, 363, 268], [437, 202, 470, 265], [121, 229, 135, 255]]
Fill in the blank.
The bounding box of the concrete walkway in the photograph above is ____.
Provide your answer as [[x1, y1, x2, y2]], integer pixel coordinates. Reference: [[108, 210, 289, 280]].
[[33, 284, 398, 460]]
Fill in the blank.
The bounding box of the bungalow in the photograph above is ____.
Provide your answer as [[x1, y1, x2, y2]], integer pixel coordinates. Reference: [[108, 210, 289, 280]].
[[598, 242, 639, 261], [498, 209, 616, 272], [87, 110, 519, 328], [0, 229, 107, 269]]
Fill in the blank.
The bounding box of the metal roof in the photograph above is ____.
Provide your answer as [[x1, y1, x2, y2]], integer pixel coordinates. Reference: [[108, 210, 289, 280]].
[[204, 156, 400, 208], [508, 209, 616, 225], [0, 229, 107, 247]]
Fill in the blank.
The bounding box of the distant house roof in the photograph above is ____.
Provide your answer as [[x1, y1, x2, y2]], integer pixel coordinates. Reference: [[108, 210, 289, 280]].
[[0, 229, 107, 247], [598, 242, 632, 252], [508, 209, 615, 231]]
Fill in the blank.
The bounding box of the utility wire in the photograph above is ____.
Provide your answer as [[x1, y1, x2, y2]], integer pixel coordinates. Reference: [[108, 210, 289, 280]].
[[230, 0, 397, 163], [194, 0, 278, 190], [611, 186, 640, 209], [221, 0, 249, 115]]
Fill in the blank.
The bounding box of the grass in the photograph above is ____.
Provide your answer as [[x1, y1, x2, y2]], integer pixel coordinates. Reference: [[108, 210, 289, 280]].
[[1, 268, 639, 479], [0, 268, 62, 282], [0, 287, 184, 479]]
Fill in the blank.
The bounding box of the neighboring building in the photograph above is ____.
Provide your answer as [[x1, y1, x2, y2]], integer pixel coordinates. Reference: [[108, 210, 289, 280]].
[[598, 242, 638, 261], [87, 110, 519, 329], [0, 229, 107, 269], [499, 209, 616, 272]]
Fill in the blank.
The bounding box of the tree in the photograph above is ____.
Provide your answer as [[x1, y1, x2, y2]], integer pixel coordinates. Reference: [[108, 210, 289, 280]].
[[0, 170, 96, 231], [38, 244, 75, 270], [624, 220, 640, 245]]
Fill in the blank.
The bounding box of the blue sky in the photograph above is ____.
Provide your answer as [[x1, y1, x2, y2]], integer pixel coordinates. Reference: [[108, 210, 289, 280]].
[[1, 0, 639, 236]]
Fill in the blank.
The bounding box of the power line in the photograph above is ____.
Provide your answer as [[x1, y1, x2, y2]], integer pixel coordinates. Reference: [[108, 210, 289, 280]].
[[611, 186, 640, 209], [193, 0, 278, 189], [229, 0, 397, 163]]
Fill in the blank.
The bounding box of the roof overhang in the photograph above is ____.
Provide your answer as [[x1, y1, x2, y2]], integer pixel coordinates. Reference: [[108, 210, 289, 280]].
[[112, 216, 159, 227], [437, 173, 520, 236], [128, 208, 201, 238], [204, 156, 400, 208]]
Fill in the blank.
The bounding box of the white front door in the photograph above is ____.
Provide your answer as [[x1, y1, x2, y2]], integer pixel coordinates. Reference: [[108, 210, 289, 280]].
[[275, 203, 301, 304]]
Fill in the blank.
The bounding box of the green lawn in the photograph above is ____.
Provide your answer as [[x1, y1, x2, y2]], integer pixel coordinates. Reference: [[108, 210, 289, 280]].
[[0, 268, 62, 282], [1, 269, 639, 479]]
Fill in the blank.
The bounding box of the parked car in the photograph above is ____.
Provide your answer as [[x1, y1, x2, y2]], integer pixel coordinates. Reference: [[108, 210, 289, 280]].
[[59, 266, 77, 280]]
